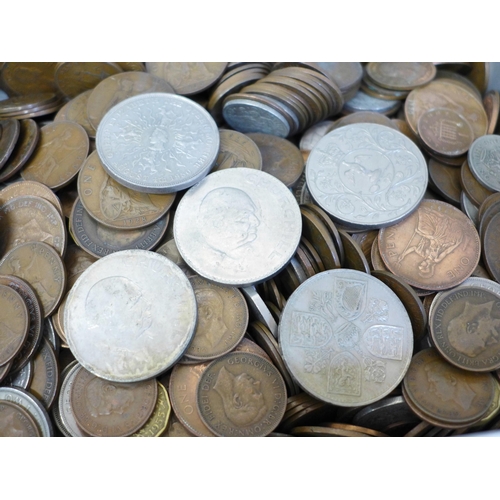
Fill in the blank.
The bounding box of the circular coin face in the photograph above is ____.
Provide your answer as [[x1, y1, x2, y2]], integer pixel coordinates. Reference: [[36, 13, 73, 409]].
[[174, 168, 302, 286], [468, 134, 500, 192], [279, 269, 413, 407], [197, 352, 287, 436], [0, 400, 40, 437], [96, 93, 219, 194], [306, 123, 428, 229], [65, 250, 197, 382]]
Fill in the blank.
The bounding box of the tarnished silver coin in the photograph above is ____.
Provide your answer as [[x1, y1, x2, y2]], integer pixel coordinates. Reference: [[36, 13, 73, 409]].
[[58, 362, 88, 437], [96, 93, 219, 194], [279, 269, 413, 407], [468, 134, 500, 192], [343, 90, 400, 115], [65, 250, 197, 383], [174, 168, 302, 286], [306, 123, 428, 229]]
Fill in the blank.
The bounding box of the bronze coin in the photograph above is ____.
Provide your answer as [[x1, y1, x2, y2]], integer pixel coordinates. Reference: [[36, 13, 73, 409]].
[[478, 192, 500, 222], [78, 151, 175, 230], [184, 275, 248, 361], [294, 245, 316, 278], [371, 237, 389, 272], [428, 158, 462, 206], [338, 229, 371, 274], [27, 338, 59, 409], [0, 400, 40, 436], [334, 111, 399, 129], [483, 90, 500, 135], [391, 118, 419, 143], [0, 275, 43, 374], [69, 197, 168, 259], [211, 129, 262, 172], [54, 89, 96, 138], [233, 337, 272, 362], [0, 195, 67, 258], [378, 199, 480, 291], [0, 241, 66, 318], [482, 211, 500, 283], [0, 63, 57, 96], [0, 93, 59, 114], [301, 237, 326, 273], [479, 196, 500, 242], [21, 121, 89, 190], [155, 238, 195, 278], [70, 365, 157, 437], [361, 78, 410, 101], [87, 71, 175, 130], [116, 62, 146, 72], [63, 245, 97, 290], [0, 284, 29, 366], [0, 119, 21, 170], [461, 159, 494, 207], [54, 62, 123, 99], [197, 351, 287, 436], [366, 63, 437, 91]]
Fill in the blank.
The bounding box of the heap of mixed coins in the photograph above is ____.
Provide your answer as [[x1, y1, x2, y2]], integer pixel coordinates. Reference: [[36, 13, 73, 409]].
[[1, 61, 500, 437]]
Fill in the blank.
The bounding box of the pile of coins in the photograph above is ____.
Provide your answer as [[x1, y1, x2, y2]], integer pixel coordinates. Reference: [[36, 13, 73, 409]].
[[1, 61, 500, 438]]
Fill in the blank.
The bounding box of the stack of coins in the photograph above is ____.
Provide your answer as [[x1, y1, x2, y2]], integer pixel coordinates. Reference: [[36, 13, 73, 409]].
[[3, 61, 500, 438]]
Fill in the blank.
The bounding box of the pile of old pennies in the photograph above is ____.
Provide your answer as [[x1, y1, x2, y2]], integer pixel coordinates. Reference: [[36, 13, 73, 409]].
[[1, 62, 500, 437]]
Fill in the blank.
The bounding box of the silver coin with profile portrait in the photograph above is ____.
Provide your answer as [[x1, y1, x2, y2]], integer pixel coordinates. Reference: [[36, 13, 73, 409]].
[[64, 250, 197, 383], [174, 168, 302, 287]]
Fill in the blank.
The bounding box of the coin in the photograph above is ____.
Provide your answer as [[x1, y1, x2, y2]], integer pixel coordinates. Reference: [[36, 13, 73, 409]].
[[54, 89, 96, 138], [0, 241, 66, 318], [0, 195, 67, 258], [240, 286, 278, 339], [483, 90, 500, 135], [70, 365, 157, 437], [64, 244, 97, 290], [468, 134, 500, 192], [306, 123, 428, 229], [185, 275, 248, 361], [174, 168, 301, 286], [0, 63, 58, 96], [132, 382, 171, 437], [343, 90, 401, 115], [28, 338, 59, 409], [211, 129, 262, 172], [482, 211, 500, 283], [77, 151, 175, 229], [279, 269, 413, 407], [461, 159, 494, 206], [0, 284, 29, 366], [428, 158, 462, 206], [197, 352, 287, 436], [65, 250, 197, 382], [96, 93, 219, 194], [366, 63, 437, 91], [21, 121, 89, 190], [378, 200, 480, 291], [338, 230, 371, 273], [0, 400, 40, 436]]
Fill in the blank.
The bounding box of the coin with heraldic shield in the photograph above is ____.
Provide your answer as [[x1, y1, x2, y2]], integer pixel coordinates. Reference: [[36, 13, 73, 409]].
[[96, 93, 219, 194], [65, 250, 197, 383], [174, 168, 302, 286], [306, 123, 428, 229], [279, 269, 413, 407]]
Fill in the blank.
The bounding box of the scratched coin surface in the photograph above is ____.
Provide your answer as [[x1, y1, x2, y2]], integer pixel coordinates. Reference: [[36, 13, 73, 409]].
[[96, 93, 219, 193], [366, 62, 437, 91], [378, 200, 480, 291], [306, 123, 427, 229], [197, 352, 287, 436], [279, 269, 413, 407], [0, 400, 40, 437], [468, 134, 500, 192], [174, 168, 302, 286], [65, 250, 197, 382], [54, 89, 96, 138]]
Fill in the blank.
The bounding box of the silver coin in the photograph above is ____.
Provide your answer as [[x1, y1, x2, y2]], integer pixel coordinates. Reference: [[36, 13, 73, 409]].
[[343, 90, 401, 115], [58, 362, 88, 437], [0, 386, 53, 436], [42, 317, 59, 355], [468, 134, 500, 192], [174, 168, 302, 287], [306, 123, 428, 229], [96, 93, 219, 193], [5, 360, 32, 389], [460, 191, 479, 228], [279, 269, 413, 407], [65, 250, 197, 383], [299, 120, 336, 151], [240, 285, 278, 340], [222, 98, 291, 138]]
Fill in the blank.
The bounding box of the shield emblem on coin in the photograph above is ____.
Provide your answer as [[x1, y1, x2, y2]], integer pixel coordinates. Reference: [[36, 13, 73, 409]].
[[328, 352, 361, 396], [334, 278, 366, 321]]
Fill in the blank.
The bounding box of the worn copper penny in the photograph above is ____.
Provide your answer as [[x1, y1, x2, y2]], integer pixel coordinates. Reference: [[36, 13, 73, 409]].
[[197, 352, 287, 436], [0, 63, 57, 95], [338, 230, 371, 274], [371, 237, 389, 272], [28, 338, 59, 409], [0, 195, 67, 258], [211, 129, 262, 172], [0, 400, 40, 436], [78, 151, 175, 230], [185, 275, 248, 361], [0, 241, 66, 318], [70, 365, 157, 437], [21, 121, 89, 190], [0, 284, 29, 366], [379, 200, 480, 291], [366, 63, 437, 91], [54, 89, 96, 138], [0, 119, 21, 170], [428, 158, 462, 206]]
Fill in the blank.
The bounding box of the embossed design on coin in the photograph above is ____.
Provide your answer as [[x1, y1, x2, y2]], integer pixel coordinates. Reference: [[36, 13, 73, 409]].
[[0, 400, 40, 437], [175, 168, 301, 286], [96, 93, 219, 193], [0, 284, 28, 366], [468, 134, 500, 192], [306, 123, 427, 229], [279, 269, 413, 407]]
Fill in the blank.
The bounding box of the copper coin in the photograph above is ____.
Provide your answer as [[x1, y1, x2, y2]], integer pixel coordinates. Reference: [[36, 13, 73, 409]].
[[478, 196, 500, 242], [54, 89, 96, 138], [0, 400, 40, 436], [361, 78, 410, 101], [0, 241, 66, 318], [21, 121, 89, 190], [338, 230, 371, 274], [70, 365, 157, 437], [366, 63, 436, 91], [0, 119, 21, 170], [0, 284, 29, 366], [197, 351, 287, 436], [482, 211, 500, 283], [28, 338, 59, 409], [0, 63, 57, 96], [211, 129, 262, 172], [371, 237, 389, 272], [54, 62, 123, 99], [63, 245, 97, 291], [461, 159, 494, 207], [0, 93, 59, 114], [378, 199, 480, 291], [483, 90, 500, 135], [428, 158, 462, 206], [184, 275, 248, 361]]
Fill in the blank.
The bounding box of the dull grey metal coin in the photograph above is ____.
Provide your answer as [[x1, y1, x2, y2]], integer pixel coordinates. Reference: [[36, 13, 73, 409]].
[[58, 362, 88, 437], [468, 134, 500, 192], [279, 269, 413, 407], [174, 168, 302, 287], [306, 123, 428, 229], [343, 90, 400, 115], [96, 93, 219, 194], [65, 250, 197, 383]]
